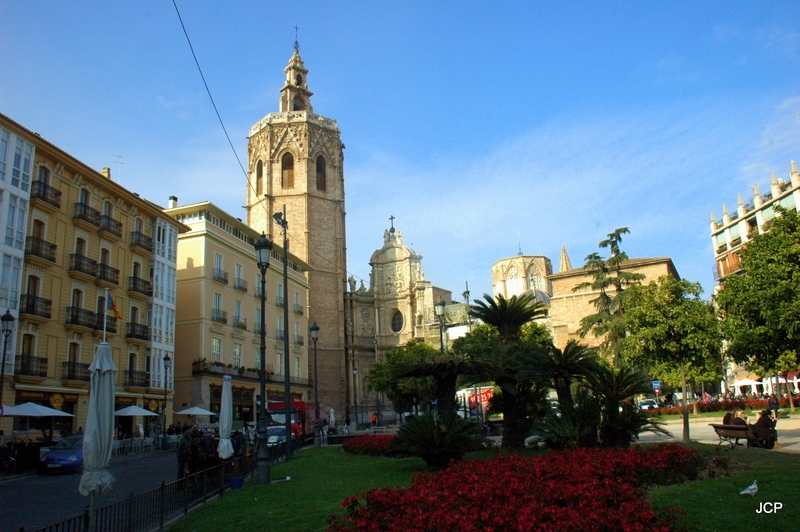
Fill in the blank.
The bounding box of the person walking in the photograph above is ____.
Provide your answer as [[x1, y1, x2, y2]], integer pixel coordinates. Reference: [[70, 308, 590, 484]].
[[176, 429, 192, 480]]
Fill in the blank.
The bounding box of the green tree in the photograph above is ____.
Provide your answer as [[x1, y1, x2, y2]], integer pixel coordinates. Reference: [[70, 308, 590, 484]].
[[715, 206, 800, 409], [525, 339, 602, 408], [621, 276, 722, 442], [367, 339, 439, 414], [574, 228, 645, 366]]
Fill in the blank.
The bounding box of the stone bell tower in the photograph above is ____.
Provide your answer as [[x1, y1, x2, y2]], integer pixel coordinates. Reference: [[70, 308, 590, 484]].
[[245, 42, 348, 417]]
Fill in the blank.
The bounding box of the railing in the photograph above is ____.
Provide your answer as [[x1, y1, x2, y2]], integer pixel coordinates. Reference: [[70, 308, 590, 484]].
[[24, 236, 57, 263], [254, 323, 263, 334], [130, 231, 153, 252], [294, 334, 304, 346], [31, 180, 62, 209], [97, 263, 120, 285], [124, 370, 149, 387], [255, 286, 264, 298], [20, 294, 52, 319], [276, 329, 286, 340], [211, 309, 227, 324], [69, 254, 98, 277], [73, 202, 101, 227], [276, 296, 285, 307], [293, 304, 304, 315], [213, 268, 229, 284], [234, 278, 248, 292], [15, 355, 47, 378], [127, 322, 150, 341], [233, 317, 247, 330], [128, 276, 152, 296], [66, 307, 96, 328], [100, 215, 123, 238], [61, 361, 91, 381], [94, 314, 118, 334], [25, 452, 261, 532]]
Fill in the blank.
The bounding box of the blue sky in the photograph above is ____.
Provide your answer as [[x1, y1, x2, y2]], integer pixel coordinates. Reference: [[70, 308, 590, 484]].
[[2, 1, 799, 300]]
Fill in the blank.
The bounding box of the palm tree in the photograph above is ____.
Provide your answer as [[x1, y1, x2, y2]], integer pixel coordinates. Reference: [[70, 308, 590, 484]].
[[395, 356, 494, 414], [469, 293, 546, 342], [525, 339, 601, 408]]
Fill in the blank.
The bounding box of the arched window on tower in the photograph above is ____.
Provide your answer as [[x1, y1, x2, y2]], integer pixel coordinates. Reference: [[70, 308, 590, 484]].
[[527, 266, 543, 292], [256, 160, 263, 196], [316, 156, 327, 191], [292, 96, 305, 111], [281, 153, 294, 188], [506, 267, 523, 297]]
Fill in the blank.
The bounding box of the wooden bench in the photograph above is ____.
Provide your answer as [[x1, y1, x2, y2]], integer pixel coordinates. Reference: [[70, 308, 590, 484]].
[[709, 424, 753, 448]]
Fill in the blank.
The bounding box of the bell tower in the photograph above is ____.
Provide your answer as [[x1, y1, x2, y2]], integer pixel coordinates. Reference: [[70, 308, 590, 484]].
[[245, 43, 348, 417]]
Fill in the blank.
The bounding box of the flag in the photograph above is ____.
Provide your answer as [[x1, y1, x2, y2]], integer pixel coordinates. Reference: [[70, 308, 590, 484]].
[[107, 293, 122, 320]]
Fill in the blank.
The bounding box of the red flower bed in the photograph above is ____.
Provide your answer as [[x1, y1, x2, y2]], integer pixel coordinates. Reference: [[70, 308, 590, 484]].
[[327, 443, 697, 532], [342, 435, 398, 456]]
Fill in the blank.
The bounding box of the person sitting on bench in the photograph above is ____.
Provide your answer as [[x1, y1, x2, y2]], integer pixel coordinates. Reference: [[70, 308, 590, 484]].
[[729, 408, 747, 445], [750, 410, 778, 449]]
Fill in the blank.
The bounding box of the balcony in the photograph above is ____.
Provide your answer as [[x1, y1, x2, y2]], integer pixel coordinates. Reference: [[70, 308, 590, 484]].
[[99, 215, 123, 241], [276, 295, 285, 307], [128, 276, 152, 299], [124, 370, 149, 389], [61, 361, 91, 382], [73, 202, 101, 230], [30, 180, 62, 212], [254, 322, 263, 334], [212, 309, 228, 324], [294, 334, 304, 346], [213, 268, 229, 284], [24, 236, 57, 267], [95, 263, 120, 288], [730, 237, 742, 248], [15, 355, 47, 381], [234, 278, 248, 292], [294, 303, 304, 315], [130, 231, 153, 254], [233, 316, 247, 331], [255, 286, 264, 299], [65, 307, 95, 332], [276, 329, 286, 341], [69, 254, 98, 281], [19, 294, 52, 324], [126, 322, 150, 343], [93, 314, 118, 335]]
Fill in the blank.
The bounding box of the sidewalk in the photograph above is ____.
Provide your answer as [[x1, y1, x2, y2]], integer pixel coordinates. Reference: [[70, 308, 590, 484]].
[[638, 412, 800, 453]]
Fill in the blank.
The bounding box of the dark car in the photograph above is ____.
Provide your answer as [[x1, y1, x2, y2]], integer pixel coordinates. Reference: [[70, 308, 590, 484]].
[[39, 435, 83, 474], [266, 425, 287, 447]]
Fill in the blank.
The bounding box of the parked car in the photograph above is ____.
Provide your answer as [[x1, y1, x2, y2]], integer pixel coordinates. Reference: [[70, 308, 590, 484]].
[[637, 399, 659, 410], [266, 425, 288, 447], [39, 435, 83, 474]]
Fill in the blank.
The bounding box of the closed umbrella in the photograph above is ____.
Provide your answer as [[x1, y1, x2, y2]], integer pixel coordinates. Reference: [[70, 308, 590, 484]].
[[217, 375, 234, 459], [79, 342, 117, 498]]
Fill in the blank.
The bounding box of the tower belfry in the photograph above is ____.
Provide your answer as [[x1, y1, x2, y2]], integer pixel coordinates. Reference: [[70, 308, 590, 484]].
[[245, 44, 348, 417]]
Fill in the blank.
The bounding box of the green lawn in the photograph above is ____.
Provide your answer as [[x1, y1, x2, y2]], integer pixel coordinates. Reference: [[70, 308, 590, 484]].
[[168, 444, 800, 531]]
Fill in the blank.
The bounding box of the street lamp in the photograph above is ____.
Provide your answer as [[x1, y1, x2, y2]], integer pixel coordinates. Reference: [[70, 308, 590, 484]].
[[0, 309, 15, 408], [434, 296, 446, 354], [273, 208, 292, 460], [162, 353, 171, 450], [310, 322, 320, 448], [254, 232, 273, 484], [352, 364, 360, 432]]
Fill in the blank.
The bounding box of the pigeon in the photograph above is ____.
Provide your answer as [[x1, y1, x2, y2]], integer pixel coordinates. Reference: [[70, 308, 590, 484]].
[[740, 480, 758, 496]]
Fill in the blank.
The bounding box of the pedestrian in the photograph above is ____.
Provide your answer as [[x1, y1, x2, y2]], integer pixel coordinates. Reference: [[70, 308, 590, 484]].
[[176, 429, 192, 480], [370, 412, 378, 426], [768, 393, 780, 420]]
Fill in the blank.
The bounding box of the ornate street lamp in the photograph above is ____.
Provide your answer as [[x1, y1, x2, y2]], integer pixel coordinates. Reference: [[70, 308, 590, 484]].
[[162, 353, 171, 450], [352, 365, 358, 432], [434, 296, 446, 354], [0, 309, 15, 408], [310, 322, 320, 448], [273, 208, 292, 460], [254, 232, 273, 484]]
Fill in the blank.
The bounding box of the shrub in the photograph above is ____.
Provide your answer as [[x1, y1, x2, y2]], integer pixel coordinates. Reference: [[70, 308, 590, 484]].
[[389, 412, 485, 470], [342, 435, 397, 457], [327, 443, 699, 531]]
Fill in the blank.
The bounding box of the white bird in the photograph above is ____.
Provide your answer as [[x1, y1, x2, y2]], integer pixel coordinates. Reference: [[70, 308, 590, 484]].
[[740, 480, 758, 496]]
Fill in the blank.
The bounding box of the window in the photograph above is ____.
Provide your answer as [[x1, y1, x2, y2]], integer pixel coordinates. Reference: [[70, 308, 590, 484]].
[[79, 188, 90, 205], [215, 253, 223, 271], [256, 161, 263, 196], [506, 267, 522, 297], [21, 334, 34, 357], [37, 166, 49, 185], [276, 353, 283, 376], [0, 254, 21, 309], [316, 156, 326, 191], [234, 299, 242, 321], [527, 267, 543, 292], [68, 342, 80, 363], [292, 96, 305, 111], [277, 315, 284, 339], [255, 307, 263, 334], [0, 129, 8, 182], [277, 282, 284, 306], [5, 194, 27, 249], [391, 310, 403, 333], [294, 356, 301, 378], [11, 137, 33, 192], [232, 343, 243, 368], [211, 337, 222, 363], [213, 292, 222, 312], [281, 153, 294, 188]]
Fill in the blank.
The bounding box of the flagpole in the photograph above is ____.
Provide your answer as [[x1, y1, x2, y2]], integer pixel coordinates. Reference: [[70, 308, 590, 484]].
[[103, 288, 109, 342]]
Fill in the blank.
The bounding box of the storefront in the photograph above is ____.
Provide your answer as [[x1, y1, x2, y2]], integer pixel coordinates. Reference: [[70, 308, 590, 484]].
[[209, 384, 254, 427], [13, 390, 80, 437]]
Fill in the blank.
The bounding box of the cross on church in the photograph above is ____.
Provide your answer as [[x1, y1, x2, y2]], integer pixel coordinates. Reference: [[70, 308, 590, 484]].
[[389, 215, 395, 233], [294, 25, 300, 51]]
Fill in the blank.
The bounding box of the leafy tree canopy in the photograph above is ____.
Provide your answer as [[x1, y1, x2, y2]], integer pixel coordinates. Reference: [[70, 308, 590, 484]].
[[367, 339, 439, 414]]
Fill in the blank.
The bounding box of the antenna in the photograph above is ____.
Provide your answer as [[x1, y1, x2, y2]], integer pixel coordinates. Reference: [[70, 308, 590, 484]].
[[112, 155, 124, 183]]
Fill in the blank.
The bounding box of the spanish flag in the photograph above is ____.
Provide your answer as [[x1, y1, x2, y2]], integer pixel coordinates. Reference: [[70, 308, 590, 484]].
[[107, 292, 122, 320]]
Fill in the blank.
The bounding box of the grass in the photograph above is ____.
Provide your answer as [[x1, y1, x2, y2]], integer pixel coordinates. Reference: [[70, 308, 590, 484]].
[[168, 444, 800, 532]]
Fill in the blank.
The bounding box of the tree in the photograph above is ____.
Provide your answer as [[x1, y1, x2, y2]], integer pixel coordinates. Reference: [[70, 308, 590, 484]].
[[469, 293, 545, 342], [525, 339, 602, 408], [621, 276, 722, 442], [574, 228, 645, 366], [715, 206, 800, 409], [367, 340, 439, 414]]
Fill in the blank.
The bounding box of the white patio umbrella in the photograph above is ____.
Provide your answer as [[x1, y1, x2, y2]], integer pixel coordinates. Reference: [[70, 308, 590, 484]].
[[217, 375, 234, 459], [3, 402, 76, 417], [114, 405, 158, 417], [79, 342, 117, 498], [175, 406, 217, 416]]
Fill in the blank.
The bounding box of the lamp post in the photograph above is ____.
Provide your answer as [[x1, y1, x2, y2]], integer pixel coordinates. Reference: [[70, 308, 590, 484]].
[[273, 208, 292, 460], [434, 296, 446, 354], [310, 322, 320, 448], [254, 232, 273, 484], [0, 309, 15, 409], [352, 365, 358, 432], [162, 353, 171, 450]]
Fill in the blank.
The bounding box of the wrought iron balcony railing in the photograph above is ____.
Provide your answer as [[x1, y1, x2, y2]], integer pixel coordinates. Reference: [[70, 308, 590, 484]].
[[31, 180, 62, 209], [25, 236, 57, 263]]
